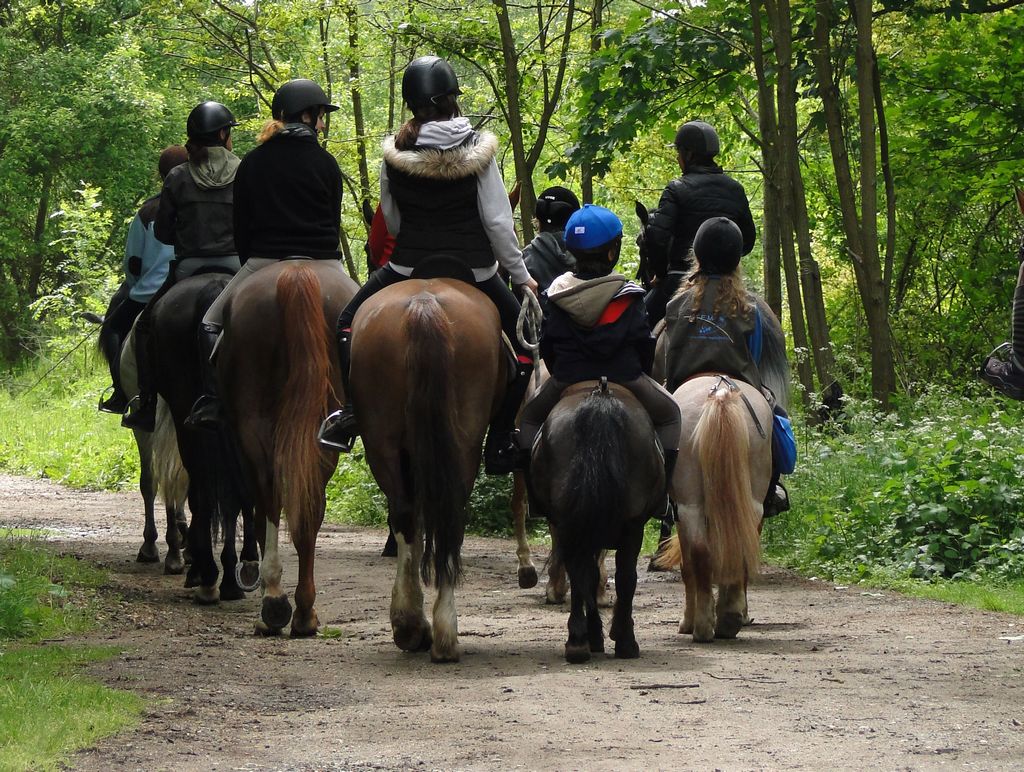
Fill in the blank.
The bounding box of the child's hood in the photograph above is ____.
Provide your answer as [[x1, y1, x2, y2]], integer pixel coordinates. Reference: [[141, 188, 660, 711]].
[[546, 272, 631, 327]]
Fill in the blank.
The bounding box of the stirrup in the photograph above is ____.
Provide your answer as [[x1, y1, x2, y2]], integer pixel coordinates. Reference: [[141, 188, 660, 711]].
[[184, 395, 222, 431], [98, 387, 128, 414], [121, 395, 155, 431], [318, 409, 357, 452]]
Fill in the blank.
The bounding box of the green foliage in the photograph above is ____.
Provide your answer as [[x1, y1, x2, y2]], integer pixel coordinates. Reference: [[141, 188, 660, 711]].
[[765, 386, 1024, 583]]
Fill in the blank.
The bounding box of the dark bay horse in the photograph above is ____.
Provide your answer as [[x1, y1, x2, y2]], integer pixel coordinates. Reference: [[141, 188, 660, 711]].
[[529, 380, 666, 663], [95, 286, 188, 574], [218, 260, 358, 636], [658, 375, 773, 641], [351, 278, 506, 662], [150, 273, 259, 602]]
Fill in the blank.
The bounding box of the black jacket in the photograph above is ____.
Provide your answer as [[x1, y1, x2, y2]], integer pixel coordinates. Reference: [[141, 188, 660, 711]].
[[644, 164, 756, 277], [233, 127, 343, 262], [541, 275, 654, 383]]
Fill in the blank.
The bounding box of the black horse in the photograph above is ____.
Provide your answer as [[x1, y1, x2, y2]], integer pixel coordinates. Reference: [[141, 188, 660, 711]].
[[148, 272, 259, 602]]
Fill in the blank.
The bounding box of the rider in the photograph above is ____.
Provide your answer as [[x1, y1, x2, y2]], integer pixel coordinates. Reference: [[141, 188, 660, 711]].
[[642, 120, 756, 326], [121, 102, 241, 431], [979, 192, 1024, 399], [183, 78, 345, 429], [98, 144, 188, 414], [516, 204, 681, 480], [318, 55, 539, 475], [663, 216, 794, 517], [523, 185, 581, 294]]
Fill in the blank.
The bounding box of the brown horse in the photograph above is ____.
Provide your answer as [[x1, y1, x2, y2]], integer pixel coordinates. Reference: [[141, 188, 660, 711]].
[[351, 278, 505, 662], [528, 380, 666, 663], [218, 260, 358, 636], [658, 375, 773, 641]]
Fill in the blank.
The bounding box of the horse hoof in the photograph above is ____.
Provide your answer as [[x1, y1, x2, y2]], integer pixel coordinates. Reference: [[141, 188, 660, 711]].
[[136, 543, 160, 564], [544, 589, 565, 605], [381, 532, 398, 558], [392, 616, 432, 653], [429, 644, 460, 663], [193, 586, 219, 605], [262, 594, 293, 631], [183, 566, 202, 588], [614, 640, 640, 659], [692, 626, 715, 643], [715, 612, 744, 640], [254, 619, 282, 637], [235, 560, 261, 592], [518, 566, 538, 590], [290, 610, 319, 638], [219, 583, 246, 602], [164, 552, 185, 575], [646, 555, 670, 572], [565, 644, 591, 664]]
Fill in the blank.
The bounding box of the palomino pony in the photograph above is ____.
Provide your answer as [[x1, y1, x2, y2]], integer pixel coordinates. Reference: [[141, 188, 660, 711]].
[[660, 375, 773, 641], [218, 260, 358, 636], [94, 287, 188, 574], [149, 273, 259, 602], [529, 379, 666, 663], [351, 277, 506, 662]]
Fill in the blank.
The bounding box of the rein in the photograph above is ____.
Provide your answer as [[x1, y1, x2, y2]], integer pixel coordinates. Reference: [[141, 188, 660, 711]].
[[516, 289, 543, 388]]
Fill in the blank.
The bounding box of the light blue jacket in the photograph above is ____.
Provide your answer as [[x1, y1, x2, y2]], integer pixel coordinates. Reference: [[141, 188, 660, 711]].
[[123, 195, 174, 302]]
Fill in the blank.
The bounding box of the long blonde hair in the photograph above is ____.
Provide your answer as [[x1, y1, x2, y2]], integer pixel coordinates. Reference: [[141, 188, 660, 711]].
[[679, 267, 753, 320], [257, 119, 285, 144]]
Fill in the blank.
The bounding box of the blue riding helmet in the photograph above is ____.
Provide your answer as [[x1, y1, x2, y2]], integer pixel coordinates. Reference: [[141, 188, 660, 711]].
[[564, 204, 623, 252]]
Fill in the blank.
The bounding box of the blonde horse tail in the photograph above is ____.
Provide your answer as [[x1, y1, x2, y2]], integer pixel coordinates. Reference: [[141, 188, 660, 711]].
[[653, 534, 682, 570], [274, 263, 333, 547], [694, 384, 761, 584], [404, 293, 465, 588], [152, 398, 188, 507]]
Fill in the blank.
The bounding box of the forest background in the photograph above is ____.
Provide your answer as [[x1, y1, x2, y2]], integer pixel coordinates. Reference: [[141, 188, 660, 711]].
[[2, 0, 1024, 592]]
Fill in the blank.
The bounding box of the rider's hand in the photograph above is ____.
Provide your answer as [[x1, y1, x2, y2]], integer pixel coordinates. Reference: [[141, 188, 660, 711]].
[[517, 277, 539, 298]]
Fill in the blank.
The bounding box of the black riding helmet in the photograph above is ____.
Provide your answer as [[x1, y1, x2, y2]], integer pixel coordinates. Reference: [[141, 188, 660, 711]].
[[674, 120, 720, 159], [535, 186, 581, 229], [186, 101, 238, 141], [693, 217, 744, 275], [272, 79, 340, 122], [402, 56, 461, 110]]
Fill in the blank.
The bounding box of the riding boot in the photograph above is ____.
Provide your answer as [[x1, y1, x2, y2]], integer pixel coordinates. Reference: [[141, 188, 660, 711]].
[[484, 362, 534, 475], [763, 477, 790, 518], [318, 329, 358, 452], [184, 323, 223, 430], [98, 332, 128, 414], [663, 448, 679, 487], [121, 316, 156, 432]]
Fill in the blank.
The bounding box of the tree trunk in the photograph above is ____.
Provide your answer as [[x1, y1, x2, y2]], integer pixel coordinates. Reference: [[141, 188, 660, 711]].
[[344, 0, 372, 222], [580, 0, 604, 205], [28, 167, 53, 300]]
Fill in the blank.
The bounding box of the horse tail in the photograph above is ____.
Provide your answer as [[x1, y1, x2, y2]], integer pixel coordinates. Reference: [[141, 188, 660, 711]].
[[756, 297, 790, 412], [274, 263, 333, 547], [694, 384, 761, 584], [653, 535, 682, 570], [152, 398, 187, 506], [557, 388, 629, 567], [404, 293, 465, 588]]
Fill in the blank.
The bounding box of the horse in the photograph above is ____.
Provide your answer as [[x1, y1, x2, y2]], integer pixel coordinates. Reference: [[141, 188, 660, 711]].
[[658, 375, 773, 641], [528, 379, 666, 663], [218, 260, 358, 636], [351, 277, 506, 662], [93, 287, 188, 574], [149, 273, 259, 602]]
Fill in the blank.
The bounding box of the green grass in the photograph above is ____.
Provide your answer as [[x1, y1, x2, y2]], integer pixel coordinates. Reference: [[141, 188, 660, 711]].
[[0, 645, 143, 771], [1, 538, 144, 768]]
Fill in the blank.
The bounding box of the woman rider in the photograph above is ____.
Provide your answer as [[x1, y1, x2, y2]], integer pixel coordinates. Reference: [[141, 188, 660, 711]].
[[183, 78, 345, 429], [318, 55, 539, 475], [122, 102, 241, 431]]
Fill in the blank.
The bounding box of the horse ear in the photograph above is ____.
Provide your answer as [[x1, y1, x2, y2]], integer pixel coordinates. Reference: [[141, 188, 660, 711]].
[[635, 200, 649, 226]]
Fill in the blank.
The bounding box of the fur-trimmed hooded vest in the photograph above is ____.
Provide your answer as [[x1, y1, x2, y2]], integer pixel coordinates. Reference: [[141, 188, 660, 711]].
[[383, 131, 498, 270]]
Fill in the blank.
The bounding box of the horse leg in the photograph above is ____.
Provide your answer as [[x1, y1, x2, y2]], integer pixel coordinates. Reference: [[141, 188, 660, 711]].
[[585, 557, 604, 654], [218, 507, 245, 601], [545, 528, 568, 604], [289, 499, 324, 637], [715, 583, 746, 639], [256, 510, 292, 636], [162, 501, 186, 575], [563, 554, 593, 664], [610, 523, 644, 659], [677, 504, 714, 642], [511, 472, 537, 589], [136, 436, 160, 564], [237, 505, 260, 591], [390, 525, 432, 652], [430, 575, 460, 663], [596, 549, 610, 607]]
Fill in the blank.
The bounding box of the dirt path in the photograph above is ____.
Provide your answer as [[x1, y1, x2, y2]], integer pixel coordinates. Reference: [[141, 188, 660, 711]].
[[3, 473, 1024, 770]]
